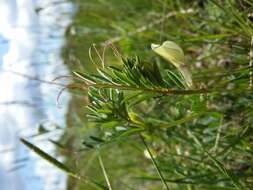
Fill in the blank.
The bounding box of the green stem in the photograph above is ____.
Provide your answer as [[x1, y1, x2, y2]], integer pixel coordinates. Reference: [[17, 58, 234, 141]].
[[88, 83, 210, 94], [97, 150, 113, 190], [139, 134, 170, 190], [249, 35, 253, 89], [84, 83, 253, 96]]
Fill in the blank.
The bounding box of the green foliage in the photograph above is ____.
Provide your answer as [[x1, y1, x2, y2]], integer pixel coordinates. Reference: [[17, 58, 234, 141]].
[[68, 59, 253, 189], [24, 0, 253, 189]]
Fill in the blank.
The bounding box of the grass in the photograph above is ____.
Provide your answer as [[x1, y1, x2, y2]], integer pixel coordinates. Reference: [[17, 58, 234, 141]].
[[22, 0, 253, 190]]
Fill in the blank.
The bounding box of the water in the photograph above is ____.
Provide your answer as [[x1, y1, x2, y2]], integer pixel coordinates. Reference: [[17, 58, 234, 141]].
[[0, 0, 75, 189]]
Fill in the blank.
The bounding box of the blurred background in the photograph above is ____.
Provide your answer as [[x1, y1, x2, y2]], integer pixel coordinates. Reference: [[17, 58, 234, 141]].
[[0, 0, 74, 189], [0, 0, 252, 190]]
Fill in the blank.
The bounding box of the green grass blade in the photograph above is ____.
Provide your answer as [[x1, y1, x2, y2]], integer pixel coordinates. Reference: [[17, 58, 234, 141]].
[[20, 138, 108, 190], [205, 150, 244, 190]]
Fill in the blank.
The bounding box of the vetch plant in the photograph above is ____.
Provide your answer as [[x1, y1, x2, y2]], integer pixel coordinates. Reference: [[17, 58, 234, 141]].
[[21, 0, 253, 189], [21, 41, 253, 189]]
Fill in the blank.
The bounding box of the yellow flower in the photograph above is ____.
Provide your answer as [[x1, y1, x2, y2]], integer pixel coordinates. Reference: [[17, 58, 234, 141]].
[[151, 41, 193, 88]]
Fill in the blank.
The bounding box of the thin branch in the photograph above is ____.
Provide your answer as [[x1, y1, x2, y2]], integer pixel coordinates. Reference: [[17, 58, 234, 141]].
[[159, 0, 167, 43], [212, 117, 224, 152], [139, 134, 170, 190], [0, 101, 36, 107], [82, 82, 253, 96], [98, 151, 113, 190], [249, 35, 253, 89], [3, 69, 66, 87], [83, 83, 210, 94]]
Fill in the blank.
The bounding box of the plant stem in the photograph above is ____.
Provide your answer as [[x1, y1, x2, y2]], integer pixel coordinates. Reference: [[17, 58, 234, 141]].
[[139, 134, 170, 190], [83, 82, 253, 96], [249, 35, 253, 89], [98, 150, 113, 190]]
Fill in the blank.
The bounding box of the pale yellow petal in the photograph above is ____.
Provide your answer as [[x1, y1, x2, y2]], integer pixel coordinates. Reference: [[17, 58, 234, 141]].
[[151, 41, 185, 67], [151, 41, 193, 88]]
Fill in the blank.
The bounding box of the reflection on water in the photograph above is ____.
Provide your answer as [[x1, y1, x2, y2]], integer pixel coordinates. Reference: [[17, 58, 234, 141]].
[[0, 0, 75, 189]]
